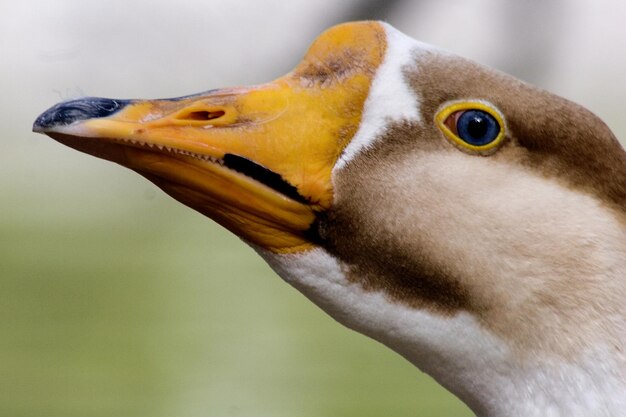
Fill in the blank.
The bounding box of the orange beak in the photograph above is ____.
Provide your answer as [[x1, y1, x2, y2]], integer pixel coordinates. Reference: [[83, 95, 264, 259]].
[[33, 22, 387, 253]]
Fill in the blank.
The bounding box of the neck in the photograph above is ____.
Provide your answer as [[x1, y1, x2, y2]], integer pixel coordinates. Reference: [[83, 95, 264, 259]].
[[259, 247, 626, 417], [472, 354, 626, 417]]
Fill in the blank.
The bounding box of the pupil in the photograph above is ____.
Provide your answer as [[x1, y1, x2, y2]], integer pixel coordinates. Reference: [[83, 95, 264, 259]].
[[467, 116, 488, 139]]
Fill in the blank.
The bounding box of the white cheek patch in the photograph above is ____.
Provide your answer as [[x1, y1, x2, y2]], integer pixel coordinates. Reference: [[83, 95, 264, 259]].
[[334, 23, 435, 172]]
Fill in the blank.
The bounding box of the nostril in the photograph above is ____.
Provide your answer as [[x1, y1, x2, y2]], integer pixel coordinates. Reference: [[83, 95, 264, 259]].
[[172, 105, 236, 127], [179, 110, 225, 121]]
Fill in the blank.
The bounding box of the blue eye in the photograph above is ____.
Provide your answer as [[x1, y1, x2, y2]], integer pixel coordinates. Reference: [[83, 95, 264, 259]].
[[455, 110, 500, 146], [437, 102, 506, 152]]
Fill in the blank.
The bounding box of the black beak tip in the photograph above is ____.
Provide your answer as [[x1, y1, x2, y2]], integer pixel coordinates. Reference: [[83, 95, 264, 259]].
[[33, 97, 130, 133]]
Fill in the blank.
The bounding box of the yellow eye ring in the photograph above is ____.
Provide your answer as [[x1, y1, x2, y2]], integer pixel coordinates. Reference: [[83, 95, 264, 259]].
[[435, 101, 506, 154]]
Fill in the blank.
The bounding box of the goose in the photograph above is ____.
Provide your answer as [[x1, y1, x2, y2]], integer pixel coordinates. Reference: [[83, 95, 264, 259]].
[[33, 21, 626, 416]]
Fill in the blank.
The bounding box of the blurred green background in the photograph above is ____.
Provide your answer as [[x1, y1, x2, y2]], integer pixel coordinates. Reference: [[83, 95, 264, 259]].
[[2, 1, 625, 416]]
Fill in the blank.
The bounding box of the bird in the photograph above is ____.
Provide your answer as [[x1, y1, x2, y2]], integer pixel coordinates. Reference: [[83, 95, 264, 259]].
[[33, 21, 626, 417]]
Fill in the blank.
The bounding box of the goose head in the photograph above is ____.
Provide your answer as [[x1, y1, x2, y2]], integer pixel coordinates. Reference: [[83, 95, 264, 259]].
[[33, 21, 626, 416]]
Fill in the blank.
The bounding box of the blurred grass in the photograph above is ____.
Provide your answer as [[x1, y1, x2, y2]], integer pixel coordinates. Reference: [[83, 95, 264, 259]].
[[0, 157, 473, 417]]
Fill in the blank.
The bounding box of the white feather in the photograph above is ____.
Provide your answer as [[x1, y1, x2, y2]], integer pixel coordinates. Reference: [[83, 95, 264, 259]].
[[335, 23, 433, 171]]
